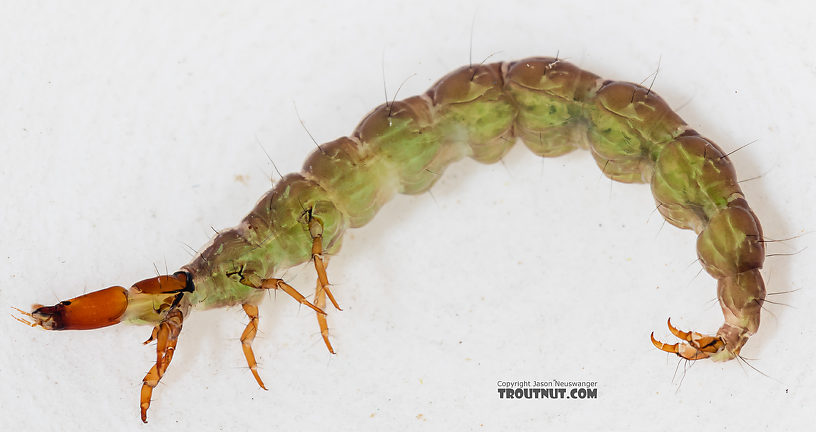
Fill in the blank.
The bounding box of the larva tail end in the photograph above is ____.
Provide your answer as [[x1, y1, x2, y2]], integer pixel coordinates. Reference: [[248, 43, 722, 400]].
[[650, 318, 727, 361]]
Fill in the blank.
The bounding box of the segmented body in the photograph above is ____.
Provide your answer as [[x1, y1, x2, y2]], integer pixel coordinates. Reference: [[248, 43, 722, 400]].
[[183, 57, 764, 359], [17, 56, 766, 422]]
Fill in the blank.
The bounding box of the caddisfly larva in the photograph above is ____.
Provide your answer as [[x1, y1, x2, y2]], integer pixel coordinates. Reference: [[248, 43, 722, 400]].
[[14, 57, 766, 422]]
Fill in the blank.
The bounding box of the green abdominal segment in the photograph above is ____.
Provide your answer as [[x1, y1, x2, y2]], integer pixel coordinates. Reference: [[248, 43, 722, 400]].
[[183, 57, 765, 359]]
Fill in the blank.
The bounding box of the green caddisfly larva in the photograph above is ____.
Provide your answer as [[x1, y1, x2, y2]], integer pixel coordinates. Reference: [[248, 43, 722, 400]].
[[13, 57, 766, 422]]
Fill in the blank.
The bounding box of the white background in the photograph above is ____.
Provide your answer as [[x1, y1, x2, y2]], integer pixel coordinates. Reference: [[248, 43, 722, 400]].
[[1, 1, 814, 430]]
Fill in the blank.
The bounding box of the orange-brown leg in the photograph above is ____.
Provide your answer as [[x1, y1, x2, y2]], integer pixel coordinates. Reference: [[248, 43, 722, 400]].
[[240, 303, 268, 390], [309, 219, 341, 311], [259, 278, 326, 316], [140, 308, 184, 423], [314, 260, 335, 354]]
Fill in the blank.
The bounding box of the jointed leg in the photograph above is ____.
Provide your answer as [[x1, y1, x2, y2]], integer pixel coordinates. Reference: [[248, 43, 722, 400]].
[[240, 303, 268, 390], [314, 260, 335, 354], [307, 217, 338, 354], [309, 218, 341, 311], [140, 308, 184, 423], [259, 278, 326, 316]]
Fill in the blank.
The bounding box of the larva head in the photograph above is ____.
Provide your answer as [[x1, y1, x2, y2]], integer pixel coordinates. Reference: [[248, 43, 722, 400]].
[[13, 286, 129, 330], [13, 272, 193, 330]]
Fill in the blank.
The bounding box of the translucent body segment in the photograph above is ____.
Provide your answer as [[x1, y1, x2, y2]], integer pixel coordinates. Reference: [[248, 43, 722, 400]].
[[504, 57, 600, 100], [122, 274, 189, 325], [716, 269, 765, 355], [585, 81, 687, 183], [592, 81, 686, 149], [504, 57, 600, 157], [590, 154, 653, 184], [187, 176, 348, 308], [697, 200, 765, 279], [353, 96, 443, 194], [241, 174, 347, 280], [302, 137, 398, 227], [185, 228, 261, 308], [428, 63, 517, 163], [651, 134, 742, 232]]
